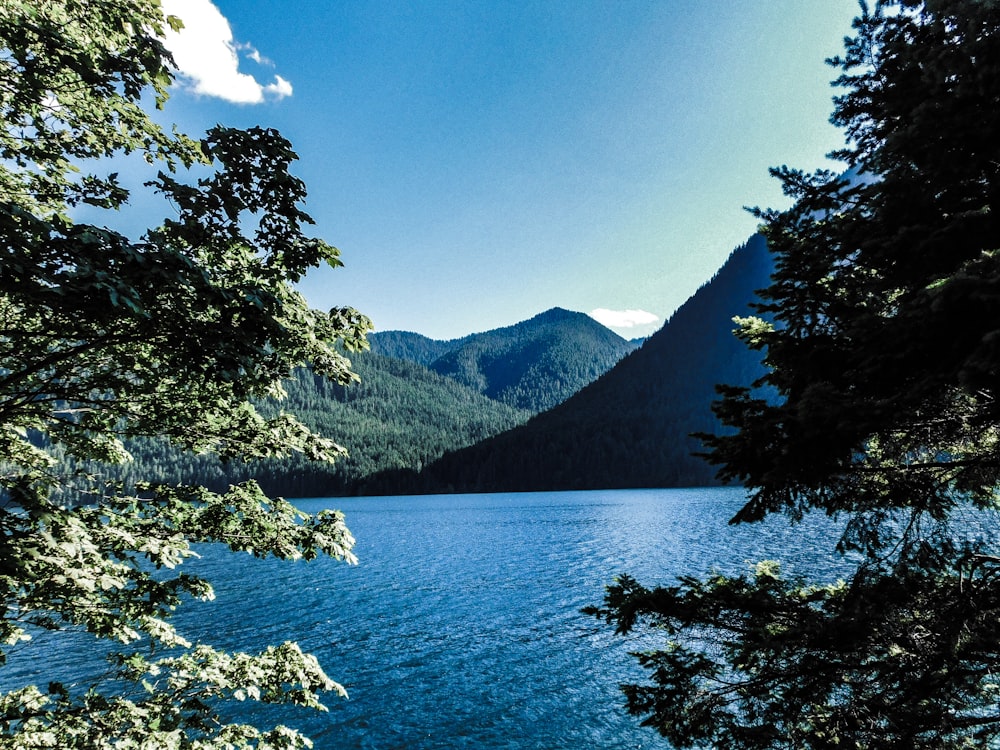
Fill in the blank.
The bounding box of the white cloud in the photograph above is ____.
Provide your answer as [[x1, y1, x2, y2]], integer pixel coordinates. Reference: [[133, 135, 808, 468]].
[[264, 75, 293, 99], [239, 44, 271, 67], [589, 308, 660, 329], [161, 0, 292, 104]]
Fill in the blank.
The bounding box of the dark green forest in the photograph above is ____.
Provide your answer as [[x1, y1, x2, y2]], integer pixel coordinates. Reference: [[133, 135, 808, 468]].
[[113, 238, 768, 498], [363, 234, 773, 494], [371, 307, 639, 412], [109, 236, 772, 497], [109, 306, 639, 496], [95, 236, 772, 497], [76, 354, 530, 498]]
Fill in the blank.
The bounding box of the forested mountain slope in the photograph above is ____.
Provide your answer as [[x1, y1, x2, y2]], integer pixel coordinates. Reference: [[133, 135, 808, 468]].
[[370, 308, 638, 412], [97, 353, 530, 497], [114, 243, 763, 497], [112, 308, 633, 497], [361, 235, 773, 494], [366, 330, 455, 367]]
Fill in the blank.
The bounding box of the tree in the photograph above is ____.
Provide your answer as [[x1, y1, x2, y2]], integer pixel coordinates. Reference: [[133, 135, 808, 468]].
[[0, 1, 371, 747], [588, 1, 1000, 747]]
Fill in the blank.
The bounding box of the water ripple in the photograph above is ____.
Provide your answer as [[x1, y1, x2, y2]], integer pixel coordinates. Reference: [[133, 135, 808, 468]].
[[6, 488, 851, 749]]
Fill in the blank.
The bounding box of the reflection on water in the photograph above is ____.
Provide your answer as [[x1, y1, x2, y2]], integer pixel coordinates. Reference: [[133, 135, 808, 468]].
[[6, 488, 854, 749]]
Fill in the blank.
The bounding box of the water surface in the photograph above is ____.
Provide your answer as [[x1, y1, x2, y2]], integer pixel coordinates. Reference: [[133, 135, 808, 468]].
[[8, 488, 849, 748]]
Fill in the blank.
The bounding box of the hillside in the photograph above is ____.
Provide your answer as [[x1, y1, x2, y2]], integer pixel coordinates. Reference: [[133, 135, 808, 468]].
[[360, 234, 773, 494], [107, 241, 767, 498], [370, 307, 638, 412], [97, 353, 531, 498], [366, 330, 455, 367], [106, 307, 636, 497]]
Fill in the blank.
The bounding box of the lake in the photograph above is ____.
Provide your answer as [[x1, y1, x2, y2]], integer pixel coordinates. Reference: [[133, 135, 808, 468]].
[[7, 487, 851, 748]]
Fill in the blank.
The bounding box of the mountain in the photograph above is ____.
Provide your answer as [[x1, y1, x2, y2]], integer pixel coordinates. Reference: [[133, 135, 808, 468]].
[[360, 234, 773, 494], [104, 308, 635, 497], [103, 241, 769, 498], [366, 330, 455, 367], [98, 352, 531, 498], [266, 355, 533, 493], [370, 308, 639, 412]]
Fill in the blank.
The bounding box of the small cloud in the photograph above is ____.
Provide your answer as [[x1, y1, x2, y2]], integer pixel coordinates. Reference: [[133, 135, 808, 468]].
[[589, 308, 660, 329], [161, 0, 291, 104], [240, 44, 272, 67], [263, 75, 293, 99]]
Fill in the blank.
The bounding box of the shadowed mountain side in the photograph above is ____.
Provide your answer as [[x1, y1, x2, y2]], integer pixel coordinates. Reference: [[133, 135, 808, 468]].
[[371, 308, 639, 412], [356, 234, 773, 495]]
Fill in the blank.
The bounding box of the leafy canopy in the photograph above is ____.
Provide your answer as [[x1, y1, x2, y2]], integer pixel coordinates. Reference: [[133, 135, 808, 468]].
[[0, 1, 370, 747], [589, 1, 1000, 748]]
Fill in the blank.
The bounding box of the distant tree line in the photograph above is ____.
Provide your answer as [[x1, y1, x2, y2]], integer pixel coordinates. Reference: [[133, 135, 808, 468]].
[[84, 356, 531, 498]]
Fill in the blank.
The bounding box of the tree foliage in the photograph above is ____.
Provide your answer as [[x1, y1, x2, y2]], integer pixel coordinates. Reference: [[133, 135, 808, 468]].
[[0, 1, 370, 747], [589, 1, 1000, 747]]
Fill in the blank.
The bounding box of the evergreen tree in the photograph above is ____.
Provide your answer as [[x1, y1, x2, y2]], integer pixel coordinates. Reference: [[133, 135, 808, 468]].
[[589, 2, 1000, 747], [0, 1, 369, 747]]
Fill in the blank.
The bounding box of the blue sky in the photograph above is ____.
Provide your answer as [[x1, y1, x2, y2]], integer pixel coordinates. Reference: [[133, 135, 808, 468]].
[[157, 0, 859, 340]]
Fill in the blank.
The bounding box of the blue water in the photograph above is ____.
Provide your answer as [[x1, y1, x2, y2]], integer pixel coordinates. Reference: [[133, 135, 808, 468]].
[[5, 488, 850, 748]]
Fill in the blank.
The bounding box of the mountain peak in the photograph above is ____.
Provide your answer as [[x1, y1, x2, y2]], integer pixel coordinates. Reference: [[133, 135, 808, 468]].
[[530, 307, 579, 321], [370, 306, 639, 412]]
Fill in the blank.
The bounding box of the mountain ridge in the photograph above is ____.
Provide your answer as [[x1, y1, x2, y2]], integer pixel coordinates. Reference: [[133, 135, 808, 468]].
[[369, 307, 639, 412], [105, 237, 773, 497], [355, 234, 773, 494], [104, 306, 639, 496]]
